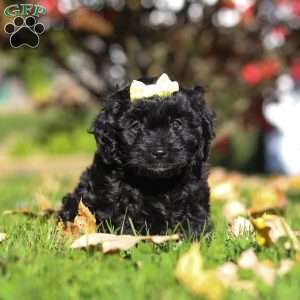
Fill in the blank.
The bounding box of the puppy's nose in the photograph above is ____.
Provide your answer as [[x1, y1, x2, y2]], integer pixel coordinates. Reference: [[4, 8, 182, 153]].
[[151, 149, 167, 159]]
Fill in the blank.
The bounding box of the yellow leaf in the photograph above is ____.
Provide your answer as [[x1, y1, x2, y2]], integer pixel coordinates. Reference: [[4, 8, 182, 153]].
[[74, 200, 97, 234], [57, 200, 96, 238], [223, 201, 247, 222], [35, 192, 53, 211], [210, 181, 238, 202], [249, 187, 287, 214], [251, 214, 300, 251], [289, 176, 300, 190], [175, 244, 224, 300]]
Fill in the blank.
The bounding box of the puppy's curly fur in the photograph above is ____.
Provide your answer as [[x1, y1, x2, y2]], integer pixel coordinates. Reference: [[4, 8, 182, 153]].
[[59, 77, 215, 237]]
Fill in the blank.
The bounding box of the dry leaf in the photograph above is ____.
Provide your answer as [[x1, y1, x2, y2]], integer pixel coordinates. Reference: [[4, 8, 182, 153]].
[[237, 248, 296, 285], [0, 233, 6, 242], [238, 248, 258, 269], [71, 233, 141, 251], [210, 181, 238, 202], [2, 208, 57, 218], [34, 175, 60, 210], [288, 176, 300, 190], [230, 216, 254, 237], [71, 233, 180, 253], [255, 260, 277, 285], [175, 244, 257, 298], [277, 259, 295, 276], [57, 221, 80, 237], [223, 201, 247, 222], [251, 214, 300, 251], [3, 208, 35, 216], [238, 249, 277, 285], [175, 244, 224, 300], [145, 235, 180, 244], [57, 201, 96, 238], [216, 262, 238, 287], [216, 262, 256, 294], [35, 193, 53, 211], [73, 200, 97, 234], [249, 187, 287, 215]]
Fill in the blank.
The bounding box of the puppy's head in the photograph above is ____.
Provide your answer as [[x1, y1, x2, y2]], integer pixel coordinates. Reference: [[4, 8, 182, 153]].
[[90, 77, 215, 178]]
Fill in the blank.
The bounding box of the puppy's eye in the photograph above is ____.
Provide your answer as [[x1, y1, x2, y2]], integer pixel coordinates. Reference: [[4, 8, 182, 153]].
[[129, 121, 140, 130], [171, 119, 183, 130]]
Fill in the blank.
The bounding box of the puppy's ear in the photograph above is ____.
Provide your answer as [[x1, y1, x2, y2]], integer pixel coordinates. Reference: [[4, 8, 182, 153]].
[[190, 86, 215, 162], [89, 98, 124, 165]]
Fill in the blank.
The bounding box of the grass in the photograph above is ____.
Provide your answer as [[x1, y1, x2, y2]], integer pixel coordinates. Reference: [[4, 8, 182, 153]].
[[0, 172, 300, 300], [1, 111, 300, 300]]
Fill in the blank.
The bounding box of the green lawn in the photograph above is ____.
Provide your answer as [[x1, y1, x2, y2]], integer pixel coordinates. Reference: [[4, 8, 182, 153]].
[[0, 171, 300, 300], [1, 112, 300, 300]]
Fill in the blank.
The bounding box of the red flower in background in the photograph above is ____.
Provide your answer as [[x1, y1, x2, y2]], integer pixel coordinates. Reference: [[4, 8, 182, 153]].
[[36, 0, 61, 17], [273, 26, 288, 38], [260, 59, 281, 79], [242, 64, 263, 86], [242, 59, 281, 86], [292, 0, 300, 15], [242, 5, 255, 25], [291, 61, 300, 81]]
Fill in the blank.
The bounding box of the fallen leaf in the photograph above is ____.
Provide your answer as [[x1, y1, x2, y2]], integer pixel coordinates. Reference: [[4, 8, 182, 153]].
[[223, 201, 247, 222], [210, 181, 238, 202], [175, 244, 224, 300], [57, 221, 80, 237], [277, 259, 294, 276], [0, 233, 6, 242], [288, 176, 300, 190], [71, 233, 180, 253], [3, 208, 35, 216], [251, 214, 300, 251], [145, 235, 180, 244], [73, 200, 97, 234], [238, 249, 297, 284], [230, 216, 254, 237], [216, 262, 256, 294], [71, 233, 141, 251], [35, 193, 54, 211], [2, 208, 57, 218], [216, 262, 238, 287], [176, 244, 257, 297], [238, 248, 258, 269], [249, 187, 287, 215], [255, 260, 277, 285], [268, 176, 290, 192]]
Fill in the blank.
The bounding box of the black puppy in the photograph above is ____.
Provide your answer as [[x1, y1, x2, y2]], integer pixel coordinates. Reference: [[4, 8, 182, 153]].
[[59, 77, 215, 237]]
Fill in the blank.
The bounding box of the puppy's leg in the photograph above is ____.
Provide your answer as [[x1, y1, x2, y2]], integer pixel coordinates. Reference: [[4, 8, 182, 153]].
[[185, 191, 212, 239], [59, 193, 80, 223], [59, 168, 95, 223]]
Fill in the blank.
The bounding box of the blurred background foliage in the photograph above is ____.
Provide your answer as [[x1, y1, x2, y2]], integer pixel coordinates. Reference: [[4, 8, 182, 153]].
[[0, 0, 300, 172]]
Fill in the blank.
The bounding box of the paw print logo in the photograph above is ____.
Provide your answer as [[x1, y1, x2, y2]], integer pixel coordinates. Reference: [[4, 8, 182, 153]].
[[4, 16, 45, 48]]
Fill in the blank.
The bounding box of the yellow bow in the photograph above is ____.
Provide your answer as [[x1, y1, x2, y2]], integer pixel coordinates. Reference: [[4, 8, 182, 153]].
[[130, 73, 179, 101]]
